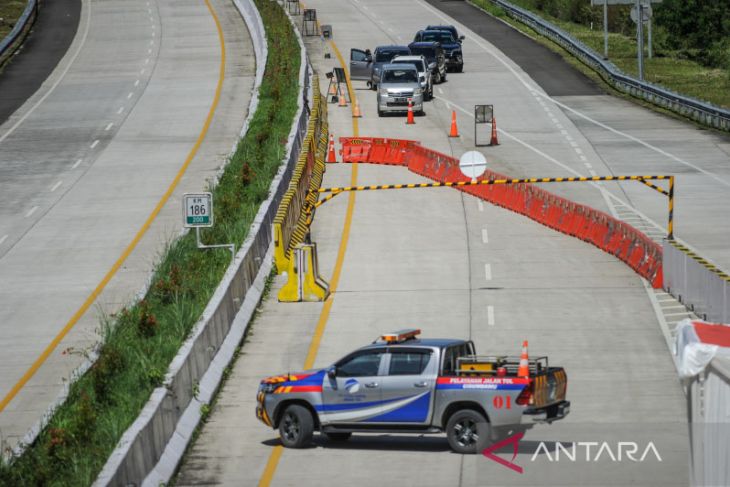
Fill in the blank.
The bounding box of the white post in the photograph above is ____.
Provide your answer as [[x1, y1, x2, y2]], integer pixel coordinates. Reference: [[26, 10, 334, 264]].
[[603, 0, 608, 59], [648, 16, 653, 59], [636, 0, 644, 81]]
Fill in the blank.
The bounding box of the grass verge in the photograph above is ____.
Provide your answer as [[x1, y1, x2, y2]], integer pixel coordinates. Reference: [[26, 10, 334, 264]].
[[0, 1, 299, 485], [0, 1, 26, 40], [472, 0, 730, 109]]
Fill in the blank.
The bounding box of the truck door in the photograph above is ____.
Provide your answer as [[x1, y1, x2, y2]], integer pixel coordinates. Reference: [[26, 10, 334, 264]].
[[374, 348, 437, 424], [349, 48, 372, 81], [320, 349, 385, 424]]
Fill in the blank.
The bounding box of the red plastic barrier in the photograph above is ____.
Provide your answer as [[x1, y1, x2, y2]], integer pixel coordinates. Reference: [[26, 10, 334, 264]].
[[353, 138, 663, 288]]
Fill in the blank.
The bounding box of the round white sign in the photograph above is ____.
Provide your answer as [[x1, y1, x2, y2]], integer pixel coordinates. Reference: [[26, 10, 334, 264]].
[[459, 151, 488, 180]]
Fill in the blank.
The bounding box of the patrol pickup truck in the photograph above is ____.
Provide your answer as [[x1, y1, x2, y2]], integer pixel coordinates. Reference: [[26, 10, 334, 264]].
[[256, 330, 569, 453]]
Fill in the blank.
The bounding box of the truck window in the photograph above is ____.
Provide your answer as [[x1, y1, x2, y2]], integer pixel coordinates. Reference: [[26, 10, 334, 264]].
[[336, 351, 384, 377], [441, 343, 471, 375], [388, 350, 432, 375]]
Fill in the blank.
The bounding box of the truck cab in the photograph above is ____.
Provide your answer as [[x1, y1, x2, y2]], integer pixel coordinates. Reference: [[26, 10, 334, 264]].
[[256, 330, 569, 453]]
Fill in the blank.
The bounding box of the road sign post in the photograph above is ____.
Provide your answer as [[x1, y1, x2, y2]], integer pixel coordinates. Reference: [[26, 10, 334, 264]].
[[474, 104, 493, 147], [591, 0, 660, 64], [182, 192, 234, 259]]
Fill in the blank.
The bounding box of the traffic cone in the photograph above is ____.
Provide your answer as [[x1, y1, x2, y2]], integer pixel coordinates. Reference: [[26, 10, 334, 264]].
[[352, 98, 362, 118], [338, 86, 347, 107], [328, 82, 337, 102], [406, 98, 415, 125], [490, 116, 499, 146], [448, 110, 459, 137], [326, 134, 337, 163], [517, 340, 530, 378]]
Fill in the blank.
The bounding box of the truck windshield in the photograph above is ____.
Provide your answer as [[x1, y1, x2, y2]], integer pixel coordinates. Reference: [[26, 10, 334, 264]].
[[376, 49, 409, 63], [409, 47, 435, 63], [421, 31, 455, 43], [383, 69, 418, 83], [393, 59, 425, 72]]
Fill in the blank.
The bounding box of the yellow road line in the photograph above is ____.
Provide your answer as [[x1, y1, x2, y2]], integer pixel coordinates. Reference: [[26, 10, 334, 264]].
[[257, 37, 359, 487], [0, 0, 227, 413]]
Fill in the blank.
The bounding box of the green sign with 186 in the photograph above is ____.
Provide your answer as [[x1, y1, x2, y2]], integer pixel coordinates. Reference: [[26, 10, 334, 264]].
[[183, 193, 213, 228]]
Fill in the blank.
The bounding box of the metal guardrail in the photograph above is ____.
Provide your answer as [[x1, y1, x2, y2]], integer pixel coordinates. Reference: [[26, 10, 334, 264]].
[[663, 239, 730, 323], [489, 0, 730, 131], [0, 0, 38, 67]]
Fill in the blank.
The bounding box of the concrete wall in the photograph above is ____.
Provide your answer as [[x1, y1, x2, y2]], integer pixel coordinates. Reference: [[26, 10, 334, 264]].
[[93, 1, 311, 485]]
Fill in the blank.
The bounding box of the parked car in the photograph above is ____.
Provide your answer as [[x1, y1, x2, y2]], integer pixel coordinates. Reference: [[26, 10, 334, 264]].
[[426, 24, 465, 43], [256, 329, 570, 453], [349, 45, 411, 90], [391, 54, 433, 100], [407, 41, 447, 83], [376, 64, 424, 117], [414, 29, 463, 72]]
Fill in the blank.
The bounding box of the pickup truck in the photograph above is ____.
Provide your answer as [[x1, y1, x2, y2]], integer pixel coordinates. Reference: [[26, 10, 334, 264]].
[[256, 329, 569, 453]]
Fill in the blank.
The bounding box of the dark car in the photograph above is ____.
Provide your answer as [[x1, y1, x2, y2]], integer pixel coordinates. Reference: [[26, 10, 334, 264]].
[[407, 41, 447, 83], [426, 24, 465, 43], [414, 29, 463, 73]]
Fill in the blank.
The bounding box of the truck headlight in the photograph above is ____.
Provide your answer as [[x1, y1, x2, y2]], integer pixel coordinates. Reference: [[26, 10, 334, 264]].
[[258, 383, 276, 394], [414, 88, 423, 96]]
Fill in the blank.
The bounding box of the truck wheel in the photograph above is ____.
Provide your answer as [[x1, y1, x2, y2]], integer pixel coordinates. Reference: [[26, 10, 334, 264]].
[[279, 404, 314, 448], [324, 432, 352, 442], [446, 409, 489, 454]]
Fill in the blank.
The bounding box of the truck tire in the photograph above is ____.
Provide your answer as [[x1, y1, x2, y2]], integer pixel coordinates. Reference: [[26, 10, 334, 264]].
[[279, 404, 314, 448], [446, 409, 489, 454], [323, 432, 352, 442]]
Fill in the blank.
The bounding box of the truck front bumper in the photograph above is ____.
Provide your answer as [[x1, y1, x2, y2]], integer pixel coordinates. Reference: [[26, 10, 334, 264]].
[[523, 400, 570, 423]]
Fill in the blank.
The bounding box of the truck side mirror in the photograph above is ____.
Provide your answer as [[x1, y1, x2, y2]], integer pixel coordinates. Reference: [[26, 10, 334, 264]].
[[327, 366, 337, 379]]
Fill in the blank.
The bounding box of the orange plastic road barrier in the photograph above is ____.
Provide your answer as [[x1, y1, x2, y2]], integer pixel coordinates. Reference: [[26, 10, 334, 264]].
[[326, 134, 337, 163], [352, 98, 362, 117], [406, 99, 415, 125], [518, 340, 530, 378], [338, 86, 347, 107], [490, 117, 499, 146], [448, 111, 459, 137]]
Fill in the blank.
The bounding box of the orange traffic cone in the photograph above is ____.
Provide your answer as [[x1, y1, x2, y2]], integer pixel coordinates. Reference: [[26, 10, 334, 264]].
[[328, 82, 337, 102], [448, 110, 459, 137], [338, 86, 347, 107], [406, 98, 415, 125], [326, 134, 337, 163], [490, 116, 499, 146], [517, 340, 530, 378], [352, 98, 362, 118]]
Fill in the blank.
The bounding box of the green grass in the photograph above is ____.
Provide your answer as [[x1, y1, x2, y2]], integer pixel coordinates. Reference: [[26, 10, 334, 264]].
[[0, 1, 27, 40], [472, 0, 730, 108], [0, 1, 300, 485]]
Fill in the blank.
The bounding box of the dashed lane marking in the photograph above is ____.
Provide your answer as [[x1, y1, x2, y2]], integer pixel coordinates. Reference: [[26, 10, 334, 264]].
[[90, 139, 99, 149], [487, 305, 495, 326], [481, 227, 489, 243], [25, 206, 38, 218], [0, 235, 7, 246], [105, 123, 113, 131], [484, 263, 492, 281], [72, 158, 82, 169], [50, 181, 62, 192]]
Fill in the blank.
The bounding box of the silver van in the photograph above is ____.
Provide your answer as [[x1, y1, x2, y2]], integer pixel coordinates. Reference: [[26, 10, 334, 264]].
[[391, 55, 433, 100], [376, 64, 424, 117]]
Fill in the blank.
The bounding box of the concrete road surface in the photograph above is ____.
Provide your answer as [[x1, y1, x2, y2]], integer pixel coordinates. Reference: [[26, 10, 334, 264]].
[[174, 0, 702, 485], [0, 0, 254, 451]]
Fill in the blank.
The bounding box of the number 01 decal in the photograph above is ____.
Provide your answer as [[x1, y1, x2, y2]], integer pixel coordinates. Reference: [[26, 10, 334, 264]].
[[492, 395, 512, 409]]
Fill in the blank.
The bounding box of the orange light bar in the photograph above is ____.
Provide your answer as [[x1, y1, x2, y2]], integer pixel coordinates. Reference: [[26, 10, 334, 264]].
[[381, 328, 421, 343]]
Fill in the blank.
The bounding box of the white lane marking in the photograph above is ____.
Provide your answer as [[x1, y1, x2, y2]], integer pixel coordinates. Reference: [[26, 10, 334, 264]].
[[481, 227, 489, 244], [105, 123, 113, 131], [145, 58, 150, 64], [414, 0, 730, 188], [150, 40, 154, 45], [487, 305, 495, 326], [363, 4, 369, 10], [589, 169, 598, 177], [565, 134, 573, 141], [50, 181, 62, 192], [117, 107, 124, 114], [484, 263, 492, 281], [0, 1, 92, 144], [152, 31, 155, 37], [26, 206, 39, 218], [387, 27, 394, 33], [135, 79, 140, 87], [560, 130, 568, 135], [0, 235, 7, 246], [72, 158, 82, 169], [90, 139, 100, 149], [579, 155, 588, 162], [574, 148, 583, 155], [478, 200, 484, 211], [140, 69, 145, 74], [556, 123, 563, 129], [147, 48, 152, 54], [569, 141, 579, 148], [128, 92, 134, 99], [438, 87, 444, 94], [584, 162, 593, 169]]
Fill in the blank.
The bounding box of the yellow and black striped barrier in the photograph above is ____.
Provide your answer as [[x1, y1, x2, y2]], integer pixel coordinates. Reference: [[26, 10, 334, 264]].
[[315, 174, 676, 239], [667, 240, 730, 281]]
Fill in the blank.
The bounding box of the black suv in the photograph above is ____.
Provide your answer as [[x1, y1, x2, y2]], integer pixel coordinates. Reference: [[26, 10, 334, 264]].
[[407, 41, 447, 83], [418, 27, 464, 72]]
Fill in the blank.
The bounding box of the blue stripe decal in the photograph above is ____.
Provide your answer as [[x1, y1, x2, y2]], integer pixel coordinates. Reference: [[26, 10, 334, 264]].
[[314, 395, 413, 412], [364, 393, 431, 423], [281, 370, 326, 387]]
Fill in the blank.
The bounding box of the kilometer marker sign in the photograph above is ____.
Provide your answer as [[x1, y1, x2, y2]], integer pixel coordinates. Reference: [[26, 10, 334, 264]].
[[183, 193, 213, 228]]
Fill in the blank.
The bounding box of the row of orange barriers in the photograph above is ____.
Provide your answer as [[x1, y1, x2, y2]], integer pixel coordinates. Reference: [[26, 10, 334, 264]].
[[337, 137, 663, 288]]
